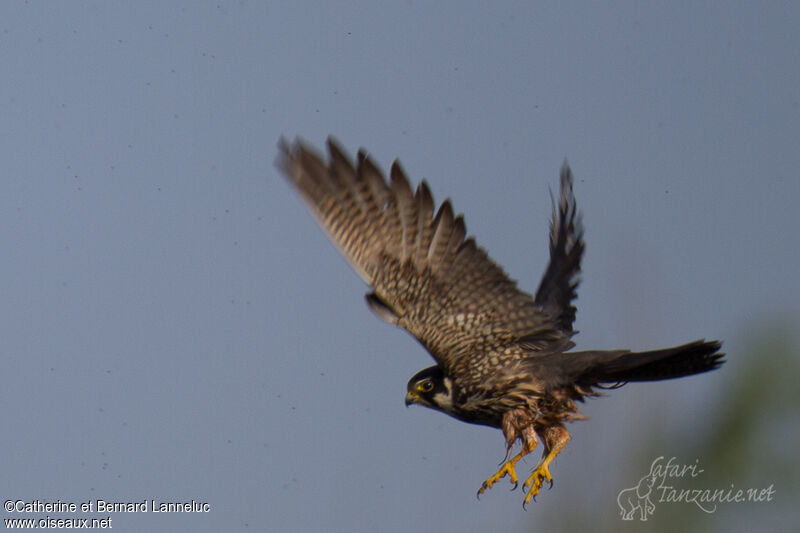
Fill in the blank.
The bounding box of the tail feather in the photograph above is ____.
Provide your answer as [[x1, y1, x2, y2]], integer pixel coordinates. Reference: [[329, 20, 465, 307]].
[[568, 339, 725, 386]]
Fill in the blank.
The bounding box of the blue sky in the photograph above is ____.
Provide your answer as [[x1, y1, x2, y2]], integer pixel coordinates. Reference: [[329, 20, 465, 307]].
[[2, 2, 798, 532]]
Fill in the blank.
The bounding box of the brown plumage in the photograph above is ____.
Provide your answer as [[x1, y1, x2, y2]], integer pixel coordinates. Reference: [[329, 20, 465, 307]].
[[277, 136, 724, 507]]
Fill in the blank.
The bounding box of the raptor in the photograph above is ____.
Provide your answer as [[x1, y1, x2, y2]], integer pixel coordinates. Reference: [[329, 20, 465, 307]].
[[277, 137, 724, 507]]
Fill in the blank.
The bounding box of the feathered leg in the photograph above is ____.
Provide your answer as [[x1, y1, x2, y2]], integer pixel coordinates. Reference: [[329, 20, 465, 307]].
[[522, 425, 570, 507], [477, 410, 538, 497]]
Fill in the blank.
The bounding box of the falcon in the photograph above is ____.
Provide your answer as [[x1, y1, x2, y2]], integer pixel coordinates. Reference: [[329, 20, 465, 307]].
[[277, 137, 724, 507]]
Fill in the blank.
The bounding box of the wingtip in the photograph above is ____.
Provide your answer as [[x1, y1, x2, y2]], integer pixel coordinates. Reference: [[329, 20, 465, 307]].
[[559, 160, 574, 190], [275, 135, 310, 164], [275, 136, 294, 173], [417, 179, 433, 201], [326, 135, 348, 157], [277, 135, 289, 151]]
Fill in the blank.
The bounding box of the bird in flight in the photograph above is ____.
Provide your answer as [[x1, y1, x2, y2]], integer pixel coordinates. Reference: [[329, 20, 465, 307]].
[[277, 137, 724, 507]]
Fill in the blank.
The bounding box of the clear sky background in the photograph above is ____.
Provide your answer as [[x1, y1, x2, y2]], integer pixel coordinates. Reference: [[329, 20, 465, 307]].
[[2, 2, 798, 532]]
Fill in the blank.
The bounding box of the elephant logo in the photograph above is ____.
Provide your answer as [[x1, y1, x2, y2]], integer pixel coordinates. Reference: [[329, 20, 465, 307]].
[[617, 472, 657, 521]]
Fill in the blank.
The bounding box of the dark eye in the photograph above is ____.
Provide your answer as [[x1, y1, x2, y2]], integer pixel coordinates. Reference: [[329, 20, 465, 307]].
[[420, 380, 434, 392]]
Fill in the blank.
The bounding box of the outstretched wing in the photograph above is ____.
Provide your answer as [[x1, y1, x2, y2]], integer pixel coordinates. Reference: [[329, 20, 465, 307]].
[[277, 137, 571, 376], [534, 162, 584, 335]]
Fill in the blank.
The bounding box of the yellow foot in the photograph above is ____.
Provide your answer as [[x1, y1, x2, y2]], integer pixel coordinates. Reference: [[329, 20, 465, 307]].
[[522, 462, 554, 507], [476, 458, 521, 498]]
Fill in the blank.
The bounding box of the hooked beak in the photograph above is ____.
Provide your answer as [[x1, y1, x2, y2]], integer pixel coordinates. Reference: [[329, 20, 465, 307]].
[[405, 391, 419, 407]]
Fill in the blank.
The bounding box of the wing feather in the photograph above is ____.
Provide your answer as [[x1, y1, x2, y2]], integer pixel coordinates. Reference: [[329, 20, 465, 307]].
[[413, 180, 435, 269], [278, 136, 571, 374], [390, 161, 416, 261], [534, 161, 585, 334], [427, 200, 454, 267]]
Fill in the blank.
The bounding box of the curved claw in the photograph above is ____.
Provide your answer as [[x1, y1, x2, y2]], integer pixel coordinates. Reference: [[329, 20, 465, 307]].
[[522, 493, 537, 510], [521, 463, 553, 506], [477, 455, 522, 499], [510, 481, 518, 491]]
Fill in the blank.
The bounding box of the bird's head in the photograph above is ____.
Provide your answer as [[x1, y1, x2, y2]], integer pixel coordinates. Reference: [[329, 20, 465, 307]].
[[405, 365, 454, 413]]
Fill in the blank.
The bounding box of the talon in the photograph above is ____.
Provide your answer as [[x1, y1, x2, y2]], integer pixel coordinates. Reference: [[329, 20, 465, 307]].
[[477, 449, 526, 498], [522, 460, 553, 505], [522, 491, 536, 508]]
